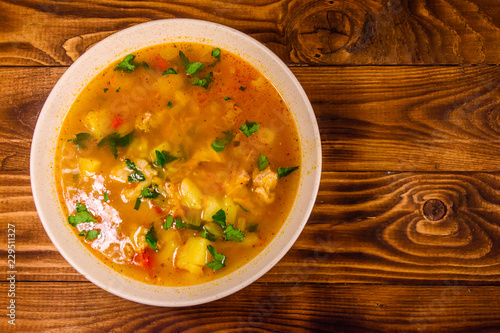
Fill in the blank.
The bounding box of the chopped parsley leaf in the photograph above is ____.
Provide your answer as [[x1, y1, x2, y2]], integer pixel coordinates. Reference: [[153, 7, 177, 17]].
[[239, 86, 246, 91], [178, 51, 205, 75], [212, 48, 221, 58], [224, 224, 245, 242], [69, 132, 92, 150], [68, 202, 97, 226], [212, 209, 226, 229], [258, 154, 269, 171], [78, 230, 86, 236], [97, 131, 134, 158], [155, 150, 178, 167], [86, 230, 100, 240], [134, 197, 141, 210], [277, 166, 299, 179], [141, 184, 160, 199], [239, 120, 259, 137], [162, 68, 177, 75], [246, 224, 258, 233], [145, 223, 159, 251], [163, 215, 174, 230], [224, 97, 231, 101], [200, 228, 217, 242], [115, 54, 137, 72], [167, 101, 173, 108], [175, 216, 187, 230], [211, 131, 234, 152], [141, 61, 150, 69], [190, 71, 213, 89], [116, 87, 121, 93], [235, 202, 250, 213], [125, 159, 146, 182], [103, 88, 108, 93], [104, 191, 109, 202], [206, 245, 226, 272]]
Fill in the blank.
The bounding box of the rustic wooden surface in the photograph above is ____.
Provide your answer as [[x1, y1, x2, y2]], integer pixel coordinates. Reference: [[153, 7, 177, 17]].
[[2, 0, 500, 332]]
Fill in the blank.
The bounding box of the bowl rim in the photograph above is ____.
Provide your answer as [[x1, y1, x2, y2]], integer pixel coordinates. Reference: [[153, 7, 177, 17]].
[[31, 18, 322, 306]]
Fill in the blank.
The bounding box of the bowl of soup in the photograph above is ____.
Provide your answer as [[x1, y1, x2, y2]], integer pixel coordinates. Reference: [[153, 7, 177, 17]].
[[31, 19, 321, 306]]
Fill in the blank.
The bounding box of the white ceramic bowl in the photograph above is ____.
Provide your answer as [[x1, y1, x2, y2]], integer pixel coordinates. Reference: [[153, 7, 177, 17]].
[[31, 19, 321, 306]]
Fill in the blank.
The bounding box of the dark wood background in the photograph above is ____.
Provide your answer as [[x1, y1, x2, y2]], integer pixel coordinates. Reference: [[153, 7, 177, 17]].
[[2, 0, 500, 331]]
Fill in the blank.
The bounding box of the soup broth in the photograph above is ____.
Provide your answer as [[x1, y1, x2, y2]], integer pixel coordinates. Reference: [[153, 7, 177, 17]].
[[55, 43, 300, 286]]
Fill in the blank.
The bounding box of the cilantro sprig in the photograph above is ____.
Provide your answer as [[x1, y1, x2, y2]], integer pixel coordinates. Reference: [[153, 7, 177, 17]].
[[211, 131, 234, 152], [224, 224, 245, 242], [68, 202, 97, 226], [190, 72, 213, 89], [68, 133, 92, 150], [97, 131, 134, 159], [179, 51, 205, 75], [145, 223, 159, 251], [155, 150, 178, 167], [277, 166, 299, 179], [163, 215, 174, 230], [212, 209, 227, 229], [239, 120, 259, 137], [258, 154, 269, 171], [206, 245, 226, 272], [125, 159, 145, 182]]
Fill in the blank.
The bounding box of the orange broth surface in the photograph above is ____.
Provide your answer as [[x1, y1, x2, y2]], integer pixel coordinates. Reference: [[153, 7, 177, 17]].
[[55, 42, 301, 286]]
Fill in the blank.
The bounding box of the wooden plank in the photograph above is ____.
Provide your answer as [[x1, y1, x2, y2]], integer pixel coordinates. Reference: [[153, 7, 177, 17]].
[[5, 172, 500, 283], [1, 282, 500, 332], [1, 0, 500, 66], [4, 66, 500, 172]]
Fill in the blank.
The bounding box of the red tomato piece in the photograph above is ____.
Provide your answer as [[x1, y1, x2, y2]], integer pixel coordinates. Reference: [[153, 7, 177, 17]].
[[111, 116, 123, 128], [133, 251, 152, 269], [154, 55, 169, 72]]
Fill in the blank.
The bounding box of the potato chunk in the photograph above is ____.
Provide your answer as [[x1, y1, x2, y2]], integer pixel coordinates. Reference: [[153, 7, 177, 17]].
[[176, 237, 209, 275], [78, 158, 101, 176], [180, 178, 203, 210]]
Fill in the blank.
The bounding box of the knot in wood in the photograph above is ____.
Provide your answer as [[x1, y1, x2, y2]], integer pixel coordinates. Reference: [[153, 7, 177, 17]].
[[423, 199, 447, 221]]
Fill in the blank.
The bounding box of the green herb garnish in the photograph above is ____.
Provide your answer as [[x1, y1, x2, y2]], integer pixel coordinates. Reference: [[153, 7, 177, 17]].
[[211, 131, 234, 152], [125, 159, 146, 182], [116, 87, 121, 93], [240, 120, 259, 137], [258, 154, 269, 171], [212, 209, 226, 229], [134, 197, 141, 210], [141, 184, 160, 199], [162, 68, 177, 75], [236, 202, 250, 213], [200, 228, 217, 242], [224, 224, 245, 242], [190, 71, 213, 89], [167, 101, 173, 108], [206, 245, 226, 272], [86, 230, 100, 240], [78, 230, 86, 236], [68, 202, 97, 226], [115, 54, 137, 72], [179, 51, 205, 75], [277, 166, 299, 179], [97, 131, 134, 159], [239, 86, 246, 91], [163, 215, 174, 230], [69, 133, 92, 150], [155, 150, 178, 167], [175, 216, 186, 230], [246, 224, 258, 233], [103, 88, 108, 93], [224, 97, 231, 101], [104, 191, 109, 202], [212, 48, 221, 58], [145, 223, 159, 251]]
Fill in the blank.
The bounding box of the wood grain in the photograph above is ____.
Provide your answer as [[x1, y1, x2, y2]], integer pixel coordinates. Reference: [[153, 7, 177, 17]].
[[2, 282, 500, 332], [1, 0, 500, 66], [3, 66, 500, 172], [6, 172, 500, 284]]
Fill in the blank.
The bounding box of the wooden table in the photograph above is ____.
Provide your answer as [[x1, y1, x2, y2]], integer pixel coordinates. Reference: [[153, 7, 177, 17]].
[[2, 0, 500, 331]]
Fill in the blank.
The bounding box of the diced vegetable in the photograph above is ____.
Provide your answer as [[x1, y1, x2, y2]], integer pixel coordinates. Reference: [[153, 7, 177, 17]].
[[176, 237, 210, 275], [224, 197, 238, 225], [203, 196, 223, 222], [78, 158, 101, 176], [180, 178, 203, 210]]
